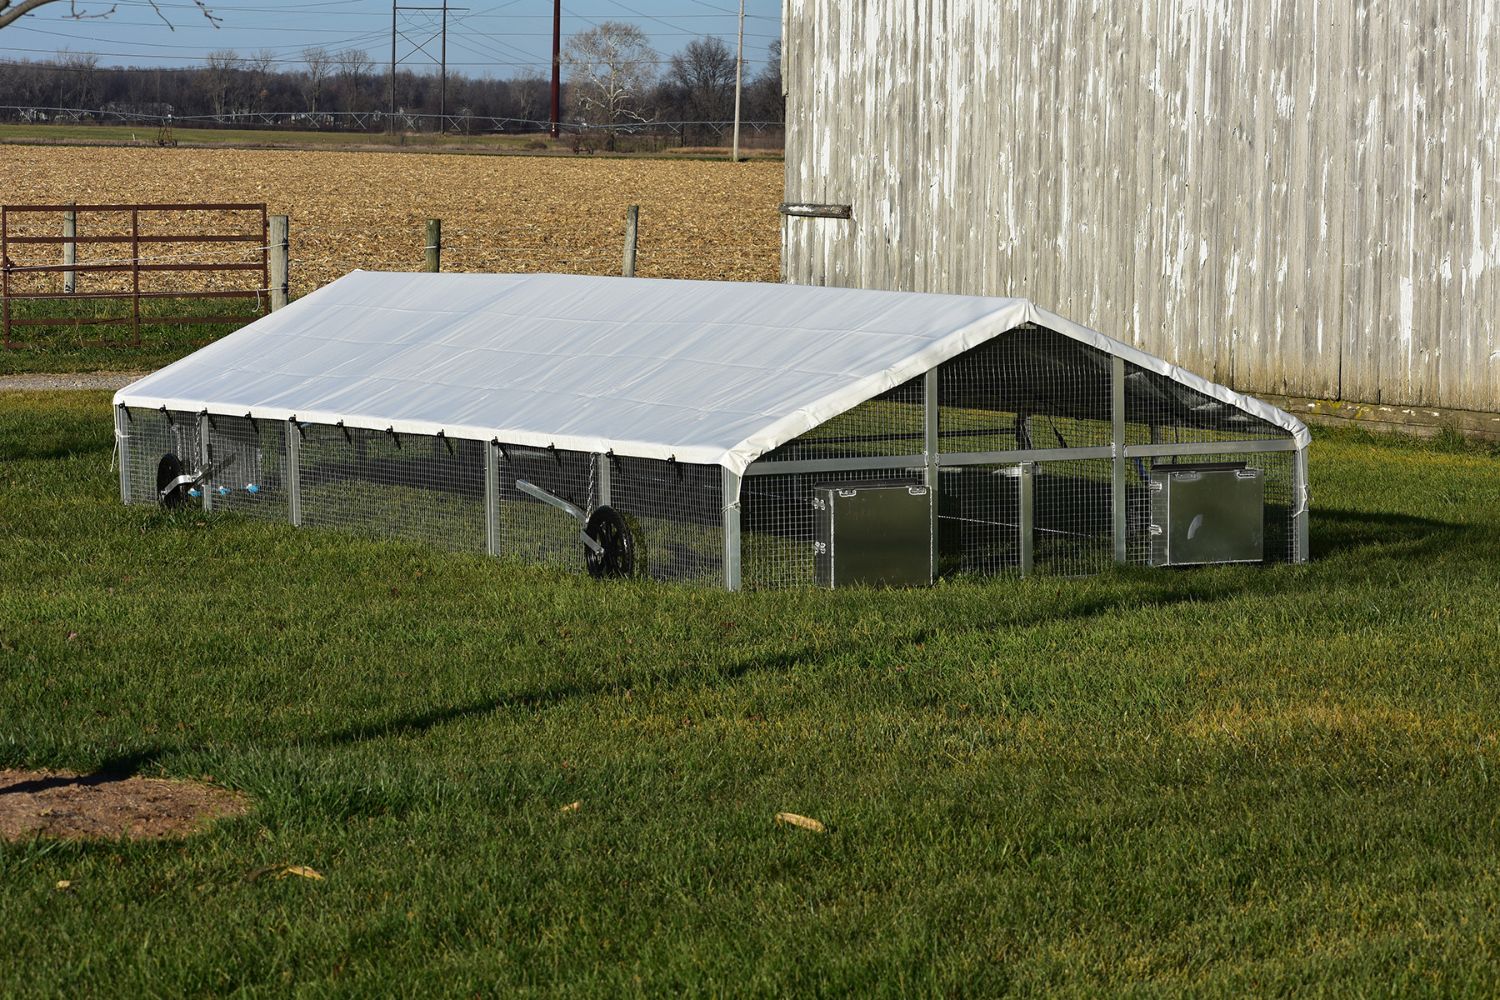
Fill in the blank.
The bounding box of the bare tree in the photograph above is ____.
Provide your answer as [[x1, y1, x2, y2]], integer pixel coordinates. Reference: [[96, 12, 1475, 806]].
[[564, 21, 657, 148], [512, 71, 548, 126], [202, 48, 238, 118], [246, 48, 274, 112], [57, 48, 98, 108], [335, 48, 372, 112], [666, 36, 735, 141], [0, 0, 218, 31], [301, 46, 331, 115]]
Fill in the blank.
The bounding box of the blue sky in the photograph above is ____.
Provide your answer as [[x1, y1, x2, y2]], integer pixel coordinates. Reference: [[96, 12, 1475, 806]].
[[4, 0, 783, 76]]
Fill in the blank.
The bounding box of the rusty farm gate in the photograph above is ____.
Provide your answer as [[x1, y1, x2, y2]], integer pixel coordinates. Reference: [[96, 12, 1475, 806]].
[[1, 203, 269, 349]]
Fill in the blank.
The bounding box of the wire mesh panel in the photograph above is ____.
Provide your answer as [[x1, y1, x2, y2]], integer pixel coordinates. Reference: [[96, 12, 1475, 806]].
[[496, 445, 596, 572], [204, 416, 289, 521], [741, 465, 925, 589], [607, 456, 723, 585], [757, 376, 925, 462], [122, 407, 200, 507], [938, 325, 1114, 453], [298, 424, 486, 553], [1123, 361, 1288, 445], [1031, 459, 1115, 577], [937, 464, 1023, 578]]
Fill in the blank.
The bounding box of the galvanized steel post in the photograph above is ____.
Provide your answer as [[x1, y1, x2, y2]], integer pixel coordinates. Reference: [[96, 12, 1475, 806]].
[[199, 412, 212, 513], [485, 441, 500, 557], [115, 405, 131, 504], [722, 467, 742, 591], [923, 368, 939, 578], [1018, 462, 1034, 576], [286, 417, 303, 526], [1111, 356, 1127, 563], [1292, 446, 1310, 563]]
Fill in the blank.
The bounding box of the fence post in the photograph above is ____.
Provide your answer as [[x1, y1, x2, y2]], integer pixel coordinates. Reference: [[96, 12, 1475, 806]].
[[425, 218, 441, 272], [622, 205, 639, 277], [269, 215, 289, 311], [62, 203, 76, 294]]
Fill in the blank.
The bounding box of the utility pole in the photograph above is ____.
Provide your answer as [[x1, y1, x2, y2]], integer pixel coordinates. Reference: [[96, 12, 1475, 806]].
[[390, 0, 465, 136], [389, 0, 397, 135], [549, 0, 561, 138], [731, 0, 745, 161], [439, 0, 448, 132]]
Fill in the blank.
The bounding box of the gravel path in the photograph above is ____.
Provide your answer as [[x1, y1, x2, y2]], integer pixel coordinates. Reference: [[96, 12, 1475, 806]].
[[0, 371, 147, 391]]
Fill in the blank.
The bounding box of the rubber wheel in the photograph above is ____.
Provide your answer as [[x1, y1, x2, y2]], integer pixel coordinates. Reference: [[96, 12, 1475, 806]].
[[584, 505, 637, 579], [156, 453, 189, 510]]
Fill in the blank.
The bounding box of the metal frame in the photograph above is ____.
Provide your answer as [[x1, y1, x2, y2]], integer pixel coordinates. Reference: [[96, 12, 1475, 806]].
[[1111, 357, 1127, 562], [923, 369, 940, 576], [1292, 446, 1310, 563], [198, 411, 213, 513], [722, 467, 742, 591], [286, 418, 303, 527], [1018, 462, 1035, 576], [115, 404, 131, 504], [484, 441, 500, 557], [744, 454, 927, 476]]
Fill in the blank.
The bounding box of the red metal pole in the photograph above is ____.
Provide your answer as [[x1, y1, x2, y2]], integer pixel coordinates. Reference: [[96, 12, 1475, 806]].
[[549, 0, 561, 138]]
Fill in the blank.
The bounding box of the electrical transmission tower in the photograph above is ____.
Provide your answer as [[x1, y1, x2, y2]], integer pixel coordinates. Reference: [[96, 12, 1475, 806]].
[[389, 0, 467, 134]]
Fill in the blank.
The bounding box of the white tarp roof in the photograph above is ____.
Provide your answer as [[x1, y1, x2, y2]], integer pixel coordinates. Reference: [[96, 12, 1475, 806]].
[[115, 271, 1310, 474]]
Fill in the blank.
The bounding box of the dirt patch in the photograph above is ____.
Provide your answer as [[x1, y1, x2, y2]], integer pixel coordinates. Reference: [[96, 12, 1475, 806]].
[[0, 769, 249, 841], [0, 372, 148, 392]]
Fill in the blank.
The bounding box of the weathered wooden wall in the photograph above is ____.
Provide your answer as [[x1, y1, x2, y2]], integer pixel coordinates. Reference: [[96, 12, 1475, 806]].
[[781, 0, 1500, 411]]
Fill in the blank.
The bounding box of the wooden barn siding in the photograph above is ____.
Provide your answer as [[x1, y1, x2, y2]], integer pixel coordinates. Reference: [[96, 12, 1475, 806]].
[[781, 0, 1500, 410]]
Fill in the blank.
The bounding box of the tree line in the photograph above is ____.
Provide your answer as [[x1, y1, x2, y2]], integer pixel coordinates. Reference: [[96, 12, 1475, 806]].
[[0, 23, 783, 143]]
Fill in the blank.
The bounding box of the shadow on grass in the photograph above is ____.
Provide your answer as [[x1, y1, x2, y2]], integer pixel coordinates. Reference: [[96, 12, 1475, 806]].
[[76, 506, 1495, 779]]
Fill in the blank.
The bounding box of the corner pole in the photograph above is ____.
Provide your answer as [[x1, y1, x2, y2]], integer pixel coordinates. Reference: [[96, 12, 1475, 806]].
[[485, 441, 500, 556], [286, 417, 303, 527], [722, 466, 742, 591], [1292, 445, 1310, 563]]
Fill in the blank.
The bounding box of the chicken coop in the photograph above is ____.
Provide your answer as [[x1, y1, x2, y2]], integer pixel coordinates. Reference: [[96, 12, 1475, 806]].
[[113, 271, 1311, 589]]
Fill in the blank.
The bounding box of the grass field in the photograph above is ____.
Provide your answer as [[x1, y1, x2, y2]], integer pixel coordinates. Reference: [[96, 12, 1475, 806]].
[[3, 390, 1500, 994]]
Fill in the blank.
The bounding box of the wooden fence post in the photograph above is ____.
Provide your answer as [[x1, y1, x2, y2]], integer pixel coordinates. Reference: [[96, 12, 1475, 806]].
[[425, 218, 441, 272], [269, 215, 289, 311], [62, 203, 76, 294], [622, 205, 638, 277]]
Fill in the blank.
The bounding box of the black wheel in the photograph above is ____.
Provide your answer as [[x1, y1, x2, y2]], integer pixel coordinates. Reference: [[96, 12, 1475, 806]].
[[584, 505, 638, 579], [156, 452, 189, 510]]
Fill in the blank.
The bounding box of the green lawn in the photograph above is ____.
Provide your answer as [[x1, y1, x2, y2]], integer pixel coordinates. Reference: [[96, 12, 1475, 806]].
[[1, 295, 256, 375], [3, 390, 1500, 995]]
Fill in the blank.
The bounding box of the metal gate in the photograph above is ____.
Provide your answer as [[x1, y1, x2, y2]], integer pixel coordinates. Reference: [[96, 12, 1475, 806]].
[[0, 202, 269, 349]]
